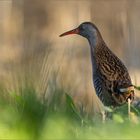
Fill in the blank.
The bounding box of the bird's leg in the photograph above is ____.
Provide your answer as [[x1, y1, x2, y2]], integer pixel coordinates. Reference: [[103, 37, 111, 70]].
[[101, 110, 106, 123], [128, 98, 131, 120]]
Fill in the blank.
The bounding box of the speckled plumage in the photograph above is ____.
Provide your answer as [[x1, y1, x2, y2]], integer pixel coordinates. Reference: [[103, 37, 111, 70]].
[[60, 22, 134, 107], [92, 40, 134, 106]]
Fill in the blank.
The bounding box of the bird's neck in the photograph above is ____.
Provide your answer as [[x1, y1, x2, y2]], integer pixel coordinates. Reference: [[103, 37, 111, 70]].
[[87, 33, 105, 75], [88, 31, 103, 48], [88, 33, 104, 57]]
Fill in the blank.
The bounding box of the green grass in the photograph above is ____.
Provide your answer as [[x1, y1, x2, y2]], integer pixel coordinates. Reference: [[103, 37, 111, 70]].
[[0, 86, 140, 139]]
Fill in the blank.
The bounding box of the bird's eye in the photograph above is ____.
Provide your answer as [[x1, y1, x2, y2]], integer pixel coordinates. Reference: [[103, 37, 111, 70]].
[[79, 25, 84, 31]]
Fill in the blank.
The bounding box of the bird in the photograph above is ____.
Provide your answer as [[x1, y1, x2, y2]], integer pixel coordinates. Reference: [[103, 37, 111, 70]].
[[59, 22, 134, 107]]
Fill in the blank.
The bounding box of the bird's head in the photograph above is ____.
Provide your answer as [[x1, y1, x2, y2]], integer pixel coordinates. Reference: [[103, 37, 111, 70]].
[[59, 22, 101, 42]]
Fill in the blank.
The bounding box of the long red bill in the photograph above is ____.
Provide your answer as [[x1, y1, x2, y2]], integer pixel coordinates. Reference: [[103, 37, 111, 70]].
[[59, 28, 79, 37]]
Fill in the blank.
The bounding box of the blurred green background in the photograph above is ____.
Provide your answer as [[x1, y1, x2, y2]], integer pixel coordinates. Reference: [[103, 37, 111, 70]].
[[0, 0, 140, 139]]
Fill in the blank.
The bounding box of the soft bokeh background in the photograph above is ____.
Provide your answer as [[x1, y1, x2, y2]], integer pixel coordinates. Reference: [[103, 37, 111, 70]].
[[0, 0, 140, 113]]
